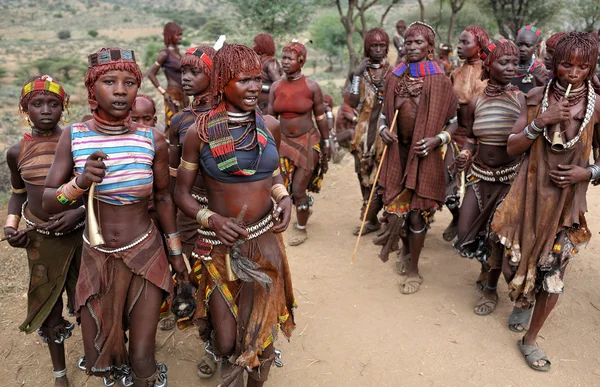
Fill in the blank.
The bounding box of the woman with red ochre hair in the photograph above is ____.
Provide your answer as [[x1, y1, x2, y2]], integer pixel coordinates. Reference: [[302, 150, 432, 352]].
[[254, 33, 282, 112], [492, 31, 600, 371], [43, 47, 188, 386], [148, 22, 189, 133], [543, 32, 566, 80], [269, 41, 330, 246], [175, 43, 295, 386]]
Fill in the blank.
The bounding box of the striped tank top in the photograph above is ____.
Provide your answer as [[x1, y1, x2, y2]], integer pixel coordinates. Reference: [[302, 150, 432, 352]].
[[71, 122, 154, 205], [473, 89, 522, 146], [18, 134, 60, 185]]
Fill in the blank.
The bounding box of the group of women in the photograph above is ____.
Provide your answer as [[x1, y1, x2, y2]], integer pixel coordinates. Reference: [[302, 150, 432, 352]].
[[2, 19, 600, 387]]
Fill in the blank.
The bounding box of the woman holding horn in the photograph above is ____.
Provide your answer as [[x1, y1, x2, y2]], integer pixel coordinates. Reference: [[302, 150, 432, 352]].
[[4, 75, 83, 386], [43, 48, 187, 386], [376, 22, 458, 294], [175, 43, 296, 386], [491, 31, 600, 371], [454, 39, 524, 316]]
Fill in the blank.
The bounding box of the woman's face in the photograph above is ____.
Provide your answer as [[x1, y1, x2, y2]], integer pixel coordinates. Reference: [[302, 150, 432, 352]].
[[181, 65, 209, 97], [367, 35, 387, 63], [281, 50, 303, 74], [556, 51, 591, 90], [223, 68, 261, 113], [544, 47, 555, 69], [130, 97, 157, 126], [404, 32, 430, 63], [457, 30, 479, 61], [488, 54, 518, 86], [515, 31, 537, 64], [94, 70, 138, 120], [173, 32, 183, 46], [26, 94, 62, 130]]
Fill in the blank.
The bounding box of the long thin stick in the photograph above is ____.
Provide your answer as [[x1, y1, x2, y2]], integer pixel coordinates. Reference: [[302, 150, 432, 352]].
[[1, 226, 36, 241], [351, 109, 399, 264]]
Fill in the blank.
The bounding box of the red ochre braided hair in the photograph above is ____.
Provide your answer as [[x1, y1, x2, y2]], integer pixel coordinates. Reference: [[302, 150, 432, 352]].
[[283, 42, 307, 65], [20, 75, 69, 113], [163, 22, 182, 46], [134, 94, 156, 116], [480, 39, 519, 81], [210, 43, 261, 108], [463, 26, 490, 54], [84, 47, 143, 109], [254, 34, 276, 57], [552, 31, 599, 80], [181, 46, 216, 76], [363, 27, 390, 57], [546, 32, 566, 50]]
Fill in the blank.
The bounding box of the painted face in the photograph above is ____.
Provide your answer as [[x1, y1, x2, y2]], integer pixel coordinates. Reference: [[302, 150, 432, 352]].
[[368, 35, 387, 63], [94, 70, 138, 120], [181, 64, 209, 97], [131, 97, 156, 126], [457, 30, 479, 61], [488, 54, 518, 85], [556, 51, 591, 90], [544, 47, 555, 69], [26, 94, 62, 131], [515, 31, 538, 63], [404, 32, 430, 63], [281, 50, 303, 74], [223, 68, 261, 113]]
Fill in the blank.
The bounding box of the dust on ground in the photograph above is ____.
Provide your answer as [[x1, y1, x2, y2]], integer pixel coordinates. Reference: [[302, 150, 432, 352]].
[[0, 153, 599, 386]]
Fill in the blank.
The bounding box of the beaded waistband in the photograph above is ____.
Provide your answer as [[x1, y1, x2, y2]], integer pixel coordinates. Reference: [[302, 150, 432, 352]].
[[83, 224, 153, 254], [197, 212, 274, 246], [470, 161, 520, 183], [22, 201, 84, 237]]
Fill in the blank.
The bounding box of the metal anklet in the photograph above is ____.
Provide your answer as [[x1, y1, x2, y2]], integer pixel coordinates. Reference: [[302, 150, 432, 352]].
[[53, 368, 67, 378], [409, 225, 427, 234]]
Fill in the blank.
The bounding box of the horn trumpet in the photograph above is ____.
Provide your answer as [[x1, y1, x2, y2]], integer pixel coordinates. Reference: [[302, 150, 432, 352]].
[[87, 180, 105, 248], [551, 83, 571, 152]]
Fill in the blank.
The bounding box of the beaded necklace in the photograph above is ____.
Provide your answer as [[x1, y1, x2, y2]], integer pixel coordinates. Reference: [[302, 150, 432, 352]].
[[552, 81, 587, 107], [92, 111, 131, 135], [484, 83, 519, 97], [206, 104, 268, 175], [285, 73, 303, 82]]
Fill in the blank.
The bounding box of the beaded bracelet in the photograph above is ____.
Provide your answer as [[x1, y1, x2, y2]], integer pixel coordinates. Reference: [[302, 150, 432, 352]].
[[56, 185, 76, 205], [61, 177, 88, 202], [588, 164, 600, 182]]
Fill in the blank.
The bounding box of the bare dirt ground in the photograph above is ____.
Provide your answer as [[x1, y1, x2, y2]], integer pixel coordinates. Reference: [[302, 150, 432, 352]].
[[0, 153, 599, 386]]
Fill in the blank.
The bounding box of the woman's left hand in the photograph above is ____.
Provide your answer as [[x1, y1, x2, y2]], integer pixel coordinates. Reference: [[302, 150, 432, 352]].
[[549, 164, 591, 188], [272, 196, 292, 233], [46, 208, 85, 233], [414, 137, 441, 158], [170, 254, 190, 284]]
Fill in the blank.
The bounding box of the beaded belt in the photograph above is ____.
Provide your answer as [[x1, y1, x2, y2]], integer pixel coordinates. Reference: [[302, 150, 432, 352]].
[[192, 193, 208, 207], [83, 225, 153, 254], [22, 201, 84, 237], [470, 162, 520, 183], [196, 212, 274, 246]]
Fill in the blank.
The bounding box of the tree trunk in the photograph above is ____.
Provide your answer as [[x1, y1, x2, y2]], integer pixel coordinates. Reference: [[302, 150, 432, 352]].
[[418, 0, 425, 21], [447, 11, 457, 45]]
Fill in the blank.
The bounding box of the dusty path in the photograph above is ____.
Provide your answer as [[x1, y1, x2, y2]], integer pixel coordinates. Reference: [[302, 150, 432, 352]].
[[0, 153, 599, 386]]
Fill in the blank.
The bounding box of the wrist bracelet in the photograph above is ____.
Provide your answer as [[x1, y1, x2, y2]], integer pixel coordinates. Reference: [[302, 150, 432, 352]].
[[196, 208, 215, 228], [158, 86, 166, 95], [523, 125, 539, 140], [169, 167, 178, 177], [323, 139, 331, 147], [379, 125, 389, 134], [271, 183, 289, 203], [351, 75, 360, 94], [588, 164, 600, 181], [436, 131, 451, 146], [56, 184, 76, 205], [4, 214, 20, 230], [530, 119, 545, 133]]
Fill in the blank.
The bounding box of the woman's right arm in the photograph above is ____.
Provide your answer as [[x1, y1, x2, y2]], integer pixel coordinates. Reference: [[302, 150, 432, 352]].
[[456, 98, 478, 171], [147, 50, 168, 92], [4, 143, 29, 247]]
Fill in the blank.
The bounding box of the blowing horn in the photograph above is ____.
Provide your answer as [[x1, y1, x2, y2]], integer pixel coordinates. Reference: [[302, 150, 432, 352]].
[[87, 180, 105, 248]]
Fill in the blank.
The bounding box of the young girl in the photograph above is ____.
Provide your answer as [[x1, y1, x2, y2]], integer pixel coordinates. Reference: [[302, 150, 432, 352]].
[[4, 75, 84, 386]]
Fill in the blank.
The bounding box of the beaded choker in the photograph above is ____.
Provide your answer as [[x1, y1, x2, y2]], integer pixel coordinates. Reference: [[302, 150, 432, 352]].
[[553, 81, 587, 107], [285, 73, 303, 82], [484, 83, 519, 97], [369, 63, 382, 69], [227, 110, 253, 123], [206, 104, 268, 176], [92, 111, 131, 135], [393, 61, 444, 77]]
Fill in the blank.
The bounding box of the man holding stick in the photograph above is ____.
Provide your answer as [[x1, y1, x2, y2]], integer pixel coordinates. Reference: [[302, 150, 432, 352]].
[[375, 22, 458, 294]]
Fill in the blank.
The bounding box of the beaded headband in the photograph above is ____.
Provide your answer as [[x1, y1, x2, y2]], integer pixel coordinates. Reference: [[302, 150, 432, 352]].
[[517, 25, 541, 37], [408, 21, 436, 36], [21, 75, 67, 101], [480, 39, 509, 60], [88, 49, 136, 68], [185, 47, 213, 70]]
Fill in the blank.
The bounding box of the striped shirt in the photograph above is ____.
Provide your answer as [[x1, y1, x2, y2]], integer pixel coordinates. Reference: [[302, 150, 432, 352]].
[[473, 89, 522, 146], [71, 122, 154, 205]]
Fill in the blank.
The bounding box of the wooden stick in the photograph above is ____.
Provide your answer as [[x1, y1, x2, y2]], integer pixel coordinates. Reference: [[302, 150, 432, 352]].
[[351, 109, 399, 264], [1, 226, 36, 241]]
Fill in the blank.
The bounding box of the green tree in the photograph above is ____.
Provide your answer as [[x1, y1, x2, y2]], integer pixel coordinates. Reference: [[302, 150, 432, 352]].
[[15, 57, 86, 85], [310, 12, 348, 71], [478, 0, 562, 39], [228, 0, 313, 38], [569, 0, 600, 31], [88, 30, 98, 38]]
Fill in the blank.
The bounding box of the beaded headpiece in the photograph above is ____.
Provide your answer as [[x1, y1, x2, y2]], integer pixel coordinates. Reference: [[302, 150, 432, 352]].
[[20, 75, 69, 113], [517, 25, 541, 37], [88, 49, 136, 68], [283, 41, 307, 64], [408, 21, 436, 36], [480, 39, 509, 60], [185, 47, 213, 70]]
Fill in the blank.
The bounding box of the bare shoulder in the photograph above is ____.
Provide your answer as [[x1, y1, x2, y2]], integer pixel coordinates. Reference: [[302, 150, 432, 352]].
[[155, 49, 169, 63], [305, 77, 321, 90], [263, 115, 281, 134], [594, 94, 600, 119], [6, 141, 22, 166]]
